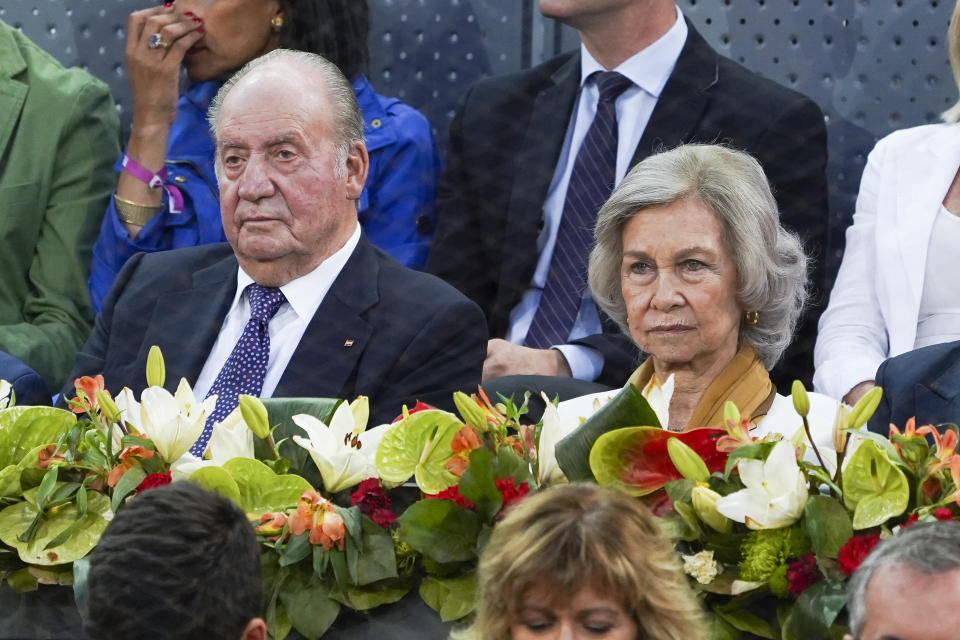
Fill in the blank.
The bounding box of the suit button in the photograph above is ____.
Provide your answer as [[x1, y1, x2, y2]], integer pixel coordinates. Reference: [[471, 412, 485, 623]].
[[416, 215, 433, 234]]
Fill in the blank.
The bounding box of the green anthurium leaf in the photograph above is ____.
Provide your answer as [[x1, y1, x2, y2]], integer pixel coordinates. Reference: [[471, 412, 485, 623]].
[[260, 397, 340, 482], [418, 573, 478, 622], [457, 447, 503, 521], [110, 466, 147, 513], [375, 410, 463, 493], [398, 498, 481, 563], [6, 568, 38, 593], [0, 464, 22, 499], [189, 466, 242, 507], [355, 517, 399, 586], [0, 485, 110, 565], [221, 458, 312, 515], [842, 440, 909, 529], [713, 607, 777, 639], [330, 578, 412, 610], [0, 407, 76, 469], [804, 495, 853, 559], [278, 570, 341, 640], [781, 580, 846, 639], [703, 612, 740, 640], [555, 384, 660, 482]]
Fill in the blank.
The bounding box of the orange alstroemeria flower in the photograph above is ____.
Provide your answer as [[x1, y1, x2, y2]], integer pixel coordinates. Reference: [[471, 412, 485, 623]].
[[947, 457, 960, 506], [445, 425, 483, 476], [70, 375, 106, 415], [288, 490, 346, 551], [37, 444, 65, 470], [255, 512, 289, 541], [890, 419, 958, 472], [106, 446, 156, 487]]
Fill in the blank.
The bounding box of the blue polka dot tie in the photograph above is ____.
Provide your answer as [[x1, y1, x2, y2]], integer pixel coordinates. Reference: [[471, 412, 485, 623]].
[[191, 284, 286, 456]]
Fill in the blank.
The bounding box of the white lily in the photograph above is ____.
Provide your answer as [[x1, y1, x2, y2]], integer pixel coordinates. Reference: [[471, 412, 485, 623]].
[[138, 378, 217, 463], [645, 373, 674, 428], [538, 393, 581, 485], [291, 397, 390, 493], [0, 379, 11, 409], [205, 406, 255, 464], [715, 439, 808, 530]]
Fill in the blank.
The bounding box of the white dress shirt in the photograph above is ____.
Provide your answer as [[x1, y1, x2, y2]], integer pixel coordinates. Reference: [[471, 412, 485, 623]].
[[504, 7, 688, 380], [193, 223, 361, 400], [915, 205, 960, 348]]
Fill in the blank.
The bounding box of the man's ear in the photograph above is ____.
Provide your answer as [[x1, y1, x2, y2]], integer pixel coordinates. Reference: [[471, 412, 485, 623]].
[[240, 617, 267, 640], [344, 140, 369, 201]]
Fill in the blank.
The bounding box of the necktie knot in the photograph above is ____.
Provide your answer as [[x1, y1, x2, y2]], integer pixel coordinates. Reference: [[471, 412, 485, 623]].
[[246, 284, 285, 323], [593, 71, 633, 104]]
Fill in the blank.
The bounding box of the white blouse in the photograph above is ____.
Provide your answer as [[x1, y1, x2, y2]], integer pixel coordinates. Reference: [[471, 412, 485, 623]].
[[915, 205, 960, 349]]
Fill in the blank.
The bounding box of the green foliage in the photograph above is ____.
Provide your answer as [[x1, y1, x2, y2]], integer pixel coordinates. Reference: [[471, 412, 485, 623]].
[[375, 410, 463, 492], [842, 441, 909, 529], [419, 573, 478, 622], [397, 499, 481, 563], [781, 580, 847, 640], [804, 496, 853, 559], [189, 466, 241, 506], [222, 458, 312, 514]]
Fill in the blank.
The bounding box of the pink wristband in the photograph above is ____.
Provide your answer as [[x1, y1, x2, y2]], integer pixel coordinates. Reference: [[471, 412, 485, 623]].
[[121, 154, 185, 214]]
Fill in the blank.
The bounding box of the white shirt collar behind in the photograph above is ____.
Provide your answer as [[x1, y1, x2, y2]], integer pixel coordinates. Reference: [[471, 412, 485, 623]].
[[579, 4, 688, 98]]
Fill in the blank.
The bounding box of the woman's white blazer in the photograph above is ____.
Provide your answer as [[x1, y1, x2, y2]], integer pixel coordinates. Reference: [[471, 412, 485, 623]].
[[814, 122, 960, 400]]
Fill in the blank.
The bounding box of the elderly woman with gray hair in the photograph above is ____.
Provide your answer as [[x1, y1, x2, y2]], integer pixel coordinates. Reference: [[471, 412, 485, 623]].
[[567, 143, 836, 436]]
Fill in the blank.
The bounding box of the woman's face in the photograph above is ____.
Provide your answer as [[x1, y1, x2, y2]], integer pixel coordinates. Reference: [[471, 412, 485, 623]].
[[511, 583, 638, 640], [620, 198, 742, 373], [175, 0, 281, 82]]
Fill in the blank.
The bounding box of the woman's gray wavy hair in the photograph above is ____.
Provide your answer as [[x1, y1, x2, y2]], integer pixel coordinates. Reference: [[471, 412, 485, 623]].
[[588, 144, 808, 370]]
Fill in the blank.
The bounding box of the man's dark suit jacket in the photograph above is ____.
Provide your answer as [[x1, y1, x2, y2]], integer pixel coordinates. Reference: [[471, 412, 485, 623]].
[[427, 21, 828, 389], [63, 237, 488, 425], [867, 341, 960, 435]]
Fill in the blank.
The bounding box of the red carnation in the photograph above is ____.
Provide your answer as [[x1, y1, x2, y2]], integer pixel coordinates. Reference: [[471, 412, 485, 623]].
[[903, 507, 953, 528], [351, 478, 396, 529], [136, 471, 172, 494], [369, 508, 397, 528], [838, 533, 881, 575], [495, 476, 530, 514], [426, 485, 475, 510], [786, 553, 823, 598]]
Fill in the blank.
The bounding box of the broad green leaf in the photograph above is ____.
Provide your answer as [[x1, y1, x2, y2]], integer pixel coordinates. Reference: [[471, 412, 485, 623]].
[[189, 466, 242, 506], [330, 579, 412, 610], [457, 447, 503, 521], [278, 571, 341, 640], [6, 568, 38, 593], [0, 464, 22, 499], [260, 397, 340, 481], [221, 458, 312, 514], [0, 407, 76, 468], [556, 383, 660, 482], [0, 485, 110, 565], [781, 580, 846, 639], [495, 446, 536, 487], [398, 498, 481, 563], [419, 573, 478, 622], [375, 410, 463, 493], [110, 466, 147, 513], [703, 612, 740, 640], [804, 495, 853, 559], [355, 517, 399, 586], [842, 441, 909, 529], [714, 607, 777, 639]]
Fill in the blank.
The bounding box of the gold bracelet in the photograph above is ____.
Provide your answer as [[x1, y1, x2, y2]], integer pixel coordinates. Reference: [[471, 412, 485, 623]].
[[114, 195, 163, 226]]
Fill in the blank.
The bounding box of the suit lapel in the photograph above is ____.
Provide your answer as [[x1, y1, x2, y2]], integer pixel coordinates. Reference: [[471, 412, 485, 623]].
[[142, 255, 237, 389], [916, 352, 960, 426], [275, 238, 377, 398], [0, 29, 27, 165], [497, 53, 581, 314], [631, 21, 717, 166]]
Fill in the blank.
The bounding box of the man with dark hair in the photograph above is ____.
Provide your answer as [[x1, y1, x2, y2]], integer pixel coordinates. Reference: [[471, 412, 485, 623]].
[[428, 0, 828, 390], [845, 520, 960, 640], [84, 481, 265, 640]]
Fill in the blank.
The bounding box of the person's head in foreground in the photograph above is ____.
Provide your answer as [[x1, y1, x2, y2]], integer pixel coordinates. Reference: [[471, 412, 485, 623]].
[[588, 144, 808, 429], [84, 481, 265, 640], [208, 48, 368, 288], [458, 482, 705, 640], [845, 520, 960, 640]]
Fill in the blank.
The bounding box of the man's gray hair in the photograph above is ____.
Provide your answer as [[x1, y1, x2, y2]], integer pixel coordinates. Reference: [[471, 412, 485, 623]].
[[207, 49, 365, 174], [587, 144, 808, 369], [847, 521, 960, 638]]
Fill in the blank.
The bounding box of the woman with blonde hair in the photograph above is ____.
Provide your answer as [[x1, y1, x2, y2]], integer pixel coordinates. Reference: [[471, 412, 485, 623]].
[[458, 483, 705, 640]]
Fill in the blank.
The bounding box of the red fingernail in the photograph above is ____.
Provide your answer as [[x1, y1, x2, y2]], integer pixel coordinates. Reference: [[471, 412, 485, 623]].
[[193, 17, 201, 22], [197, 27, 204, 33], [184, 11, 193, 16], [164, 2, 172, 6]]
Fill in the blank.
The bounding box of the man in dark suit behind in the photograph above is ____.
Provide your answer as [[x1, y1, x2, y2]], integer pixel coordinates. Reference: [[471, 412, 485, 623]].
[[427, 0, 828, 390], [63, 49, 487, 431], [867, 341, 960, 435]]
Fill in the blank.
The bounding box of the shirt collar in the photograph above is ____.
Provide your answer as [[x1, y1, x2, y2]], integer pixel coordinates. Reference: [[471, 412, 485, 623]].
[[234, 222, 362, 320], [579, 5, 688, 99]]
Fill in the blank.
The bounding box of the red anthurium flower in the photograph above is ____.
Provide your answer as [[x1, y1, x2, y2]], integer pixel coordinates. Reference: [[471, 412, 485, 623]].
[[616, 428, 727, 495], [392, 400, 437, 423], [838, 533, 881, 575]]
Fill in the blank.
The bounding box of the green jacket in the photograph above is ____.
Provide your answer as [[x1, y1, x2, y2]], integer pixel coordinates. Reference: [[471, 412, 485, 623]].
[[0, 21, 120, 390]]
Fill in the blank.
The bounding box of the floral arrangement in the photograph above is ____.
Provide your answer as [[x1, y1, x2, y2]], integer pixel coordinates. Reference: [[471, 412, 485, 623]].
[[1, 347, 958, 640]]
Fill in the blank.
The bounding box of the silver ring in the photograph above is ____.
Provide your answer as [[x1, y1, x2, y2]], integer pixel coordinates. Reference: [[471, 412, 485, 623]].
[[148, 32, 169, 49]]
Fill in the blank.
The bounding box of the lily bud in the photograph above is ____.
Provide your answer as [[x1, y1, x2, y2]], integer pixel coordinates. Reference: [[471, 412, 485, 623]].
[[848, 386, 883, 430], [96, 390, 121, 425], [723, 401, 741, 434], [692, 483, 732, 533], [791, 380, 810, 418], [832, 403, 851, 453], [238, 394, 271, 439], [667, 437, 710, 482], [454, 391, 489, 432], [350, 396, 370, 431], [146, 345, 166, 388]]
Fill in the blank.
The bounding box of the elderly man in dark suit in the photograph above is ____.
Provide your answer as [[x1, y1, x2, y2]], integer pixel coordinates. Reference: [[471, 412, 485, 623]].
[[427, 0, 828, 391], [63, 49, 487, 439]]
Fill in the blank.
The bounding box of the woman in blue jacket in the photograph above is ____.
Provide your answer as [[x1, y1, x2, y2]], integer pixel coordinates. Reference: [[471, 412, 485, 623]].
[[89, 0, 438, 311]]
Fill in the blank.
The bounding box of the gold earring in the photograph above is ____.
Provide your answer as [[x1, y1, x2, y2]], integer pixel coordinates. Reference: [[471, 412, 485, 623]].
[[270, 15, 284, 32], [745, 311, 760, 325]]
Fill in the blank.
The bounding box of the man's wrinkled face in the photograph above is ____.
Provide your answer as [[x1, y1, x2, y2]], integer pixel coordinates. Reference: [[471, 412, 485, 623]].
[[852, 564, 960, 640], [214, 64, 366, 284]]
